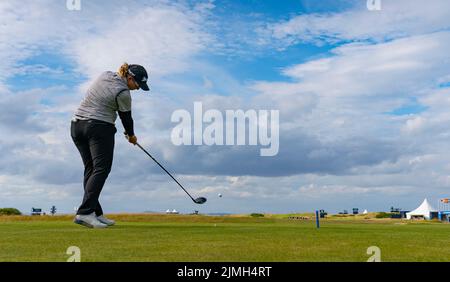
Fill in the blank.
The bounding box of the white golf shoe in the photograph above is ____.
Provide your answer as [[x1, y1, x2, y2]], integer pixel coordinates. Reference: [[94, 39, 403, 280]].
[[97, 215, 115, 226], [74, 212, 108, 229]]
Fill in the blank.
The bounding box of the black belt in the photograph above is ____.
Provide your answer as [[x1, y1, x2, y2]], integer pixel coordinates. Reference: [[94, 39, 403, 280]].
[[72, 118, 113, 126]]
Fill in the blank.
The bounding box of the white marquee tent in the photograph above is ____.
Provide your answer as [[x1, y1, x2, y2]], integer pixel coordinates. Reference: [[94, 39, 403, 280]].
[[406, 199, 437, 220]]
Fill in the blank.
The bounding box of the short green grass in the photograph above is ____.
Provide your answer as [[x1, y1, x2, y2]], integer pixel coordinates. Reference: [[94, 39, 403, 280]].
[[0, 214, 449, 262]]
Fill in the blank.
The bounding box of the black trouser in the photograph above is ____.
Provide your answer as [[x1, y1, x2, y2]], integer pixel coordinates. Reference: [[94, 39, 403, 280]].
[[71, 119, 117, 216]]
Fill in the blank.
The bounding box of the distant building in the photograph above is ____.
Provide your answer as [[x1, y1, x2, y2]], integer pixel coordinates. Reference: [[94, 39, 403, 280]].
[[438, 198, 450, 221], [31, 208, 42, 216], [166, 209, 180, 215], [391, 206, 402, 213], [406, 199, 437, 220]]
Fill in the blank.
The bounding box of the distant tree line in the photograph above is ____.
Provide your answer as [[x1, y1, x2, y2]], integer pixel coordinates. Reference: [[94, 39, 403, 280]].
[[0, 208, 22, 215]]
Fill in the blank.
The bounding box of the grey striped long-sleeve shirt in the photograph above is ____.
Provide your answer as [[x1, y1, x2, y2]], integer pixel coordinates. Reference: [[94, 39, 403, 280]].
[[74, 71, 135, 136], [74, 71, 132, 124]]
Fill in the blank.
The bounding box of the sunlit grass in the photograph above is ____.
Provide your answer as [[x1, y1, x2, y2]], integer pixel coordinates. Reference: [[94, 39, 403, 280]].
[[0, 214, 449, 262]]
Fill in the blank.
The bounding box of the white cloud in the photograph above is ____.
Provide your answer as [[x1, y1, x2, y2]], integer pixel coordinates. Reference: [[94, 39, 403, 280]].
[[14, 64, 65, 76], [251, 31, 450, 145], [0, 1, 77, 81], [0, 0, 213, 85], [69, 5, 212, 79], [403, 116, 426, 133], [263, 0, 450, 47]]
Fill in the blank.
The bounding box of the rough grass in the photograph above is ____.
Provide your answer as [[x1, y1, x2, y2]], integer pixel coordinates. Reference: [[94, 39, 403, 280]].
[[0, 214, 449, 262]]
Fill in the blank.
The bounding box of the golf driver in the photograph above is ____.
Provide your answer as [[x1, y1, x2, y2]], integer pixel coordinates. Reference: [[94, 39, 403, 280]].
[[125, 134, 207, 204]]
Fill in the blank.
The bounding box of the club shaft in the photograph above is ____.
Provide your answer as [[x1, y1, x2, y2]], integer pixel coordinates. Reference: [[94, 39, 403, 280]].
[[135, 143, 196, 202]]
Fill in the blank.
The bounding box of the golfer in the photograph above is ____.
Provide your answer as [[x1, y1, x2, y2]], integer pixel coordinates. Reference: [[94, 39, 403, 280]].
[[71, 63, 149, 228]]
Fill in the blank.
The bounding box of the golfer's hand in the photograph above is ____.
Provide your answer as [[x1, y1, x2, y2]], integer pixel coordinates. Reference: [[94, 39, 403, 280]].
[[127, 135, 138, 145]]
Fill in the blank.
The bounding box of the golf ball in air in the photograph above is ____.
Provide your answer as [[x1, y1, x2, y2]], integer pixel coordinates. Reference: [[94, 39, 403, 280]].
[[218, 193, 222, 198]]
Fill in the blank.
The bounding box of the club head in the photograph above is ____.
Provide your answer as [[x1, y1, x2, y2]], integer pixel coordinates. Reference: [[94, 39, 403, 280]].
[[194, 197, 207, 204]]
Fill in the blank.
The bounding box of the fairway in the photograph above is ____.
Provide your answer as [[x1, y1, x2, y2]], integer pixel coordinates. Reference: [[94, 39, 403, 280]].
[[0, 214, 449, 262]]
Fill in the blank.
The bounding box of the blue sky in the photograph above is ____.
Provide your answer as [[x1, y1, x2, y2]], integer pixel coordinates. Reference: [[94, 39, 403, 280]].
[[1, 0, 450, 215], [8, 52, 83, 92]]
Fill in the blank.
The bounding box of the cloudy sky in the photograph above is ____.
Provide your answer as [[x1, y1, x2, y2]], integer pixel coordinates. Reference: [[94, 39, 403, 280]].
[[1, 0, 450, 215]]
